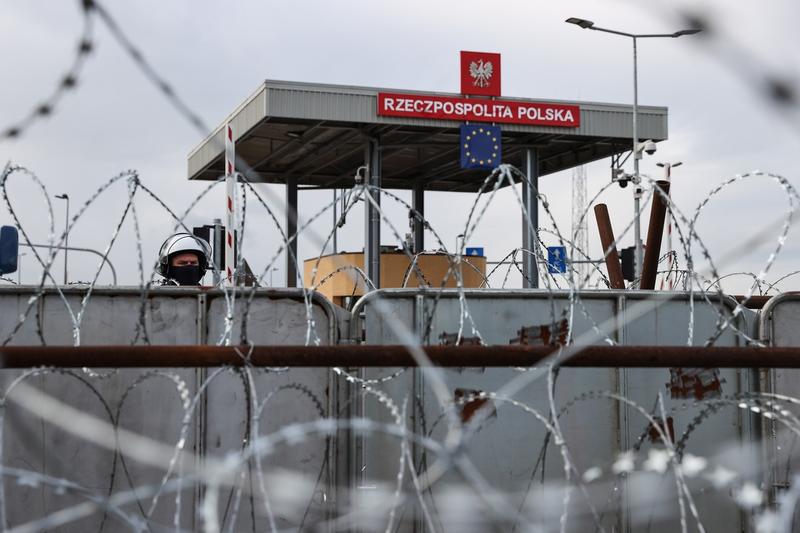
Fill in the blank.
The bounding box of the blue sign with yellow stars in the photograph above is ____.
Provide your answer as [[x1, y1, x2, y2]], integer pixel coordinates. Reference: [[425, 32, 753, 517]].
[[460, 124, 501, 170]]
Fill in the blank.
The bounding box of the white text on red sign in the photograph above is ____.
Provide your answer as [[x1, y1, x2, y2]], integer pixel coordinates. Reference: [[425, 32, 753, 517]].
[[377, 92, 580, 127]]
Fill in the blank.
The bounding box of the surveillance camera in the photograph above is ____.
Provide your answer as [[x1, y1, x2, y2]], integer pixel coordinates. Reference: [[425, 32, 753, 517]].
[[354, 165, 368, 184], [612, 167, 629, 188], [644, 140, 657, 156]]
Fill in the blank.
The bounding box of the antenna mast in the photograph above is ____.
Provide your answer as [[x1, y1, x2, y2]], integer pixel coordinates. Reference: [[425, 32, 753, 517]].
[[571, 165, 589, 281]]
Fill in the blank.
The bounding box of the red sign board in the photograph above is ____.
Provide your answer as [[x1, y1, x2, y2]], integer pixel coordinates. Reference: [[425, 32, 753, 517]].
[[461, 51, 501, 96], [377, 92, 580, 128]]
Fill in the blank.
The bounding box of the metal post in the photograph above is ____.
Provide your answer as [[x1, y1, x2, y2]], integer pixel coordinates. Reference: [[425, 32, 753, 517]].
[[521, 148, 539, 288], [594, 204, 626, 290], [332, 189, 338, 255], [565, 19, 701, 283], [640, 180, 670, 290], [632, 36, 643, 281], [55, 194, 69, 284], [364, 140, 381, 289], [211, 218, 223, 287], [63, 197, 69, 284], [665, 165, 673, 290], [286, 177, 298, 288], [412, 183, 424, 254], [657, 161, 681, 290]]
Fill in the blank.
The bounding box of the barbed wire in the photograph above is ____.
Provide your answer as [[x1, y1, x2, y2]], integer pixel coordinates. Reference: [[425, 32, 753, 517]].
[[1, 0, 799, 531]]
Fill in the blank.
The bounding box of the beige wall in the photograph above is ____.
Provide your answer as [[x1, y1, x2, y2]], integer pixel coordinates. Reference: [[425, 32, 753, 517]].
[[303, 252, 486, 306]]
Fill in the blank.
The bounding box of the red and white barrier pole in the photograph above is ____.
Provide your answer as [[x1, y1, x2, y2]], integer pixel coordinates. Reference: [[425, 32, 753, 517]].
[[225, 124, 235, 286]]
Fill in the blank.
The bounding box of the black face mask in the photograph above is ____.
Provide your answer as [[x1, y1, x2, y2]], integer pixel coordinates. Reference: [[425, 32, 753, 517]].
[[170, 265, 202, 286]]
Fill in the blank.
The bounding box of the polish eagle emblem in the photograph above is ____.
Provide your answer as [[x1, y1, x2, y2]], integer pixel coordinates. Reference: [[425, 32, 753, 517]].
[[469, 59, 494, 88]]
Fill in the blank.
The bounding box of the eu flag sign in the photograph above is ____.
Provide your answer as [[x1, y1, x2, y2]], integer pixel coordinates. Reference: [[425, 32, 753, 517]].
[[460, 124, 501, 170]]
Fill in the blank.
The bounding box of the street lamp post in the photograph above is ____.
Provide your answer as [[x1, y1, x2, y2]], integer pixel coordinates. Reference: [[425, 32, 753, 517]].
[[565, 18, 700, 279], [55, 193, 69, 285]]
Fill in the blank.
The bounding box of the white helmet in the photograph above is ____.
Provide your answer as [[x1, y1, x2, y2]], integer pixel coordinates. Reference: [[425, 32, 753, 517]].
[[157, 233, 211, 278]]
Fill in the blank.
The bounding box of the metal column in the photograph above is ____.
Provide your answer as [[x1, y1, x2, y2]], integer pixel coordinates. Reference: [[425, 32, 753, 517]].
[[286, 177, 298, 287], [521, 148, 539, 288], [412, 183, 425, 254], [364, 140, 381, 289]]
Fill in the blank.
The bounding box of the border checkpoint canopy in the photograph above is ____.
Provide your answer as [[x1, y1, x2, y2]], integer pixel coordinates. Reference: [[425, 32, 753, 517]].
[[187, 80, 668, 192]]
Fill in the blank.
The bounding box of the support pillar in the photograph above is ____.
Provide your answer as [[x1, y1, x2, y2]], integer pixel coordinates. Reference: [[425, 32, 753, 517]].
[[364, 140, 381, 289], [286, 177, 298, 287], [412, 183, 425, 254], [522, 148, 540, 288]]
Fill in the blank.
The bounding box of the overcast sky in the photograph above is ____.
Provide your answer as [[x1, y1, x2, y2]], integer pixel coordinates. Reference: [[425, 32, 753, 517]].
[[1, 0, 798, 293]]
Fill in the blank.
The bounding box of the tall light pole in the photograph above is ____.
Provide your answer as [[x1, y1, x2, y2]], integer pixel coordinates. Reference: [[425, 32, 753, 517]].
[[55, 193, 69, 285], [657, 161, 682, 289], [565, 18, 700, 279]]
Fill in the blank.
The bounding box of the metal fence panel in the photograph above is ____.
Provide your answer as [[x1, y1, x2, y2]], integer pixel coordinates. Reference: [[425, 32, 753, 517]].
[[758, 294, 800, 494], [0, 287, 340, 532], [351, 289, 756, 532]]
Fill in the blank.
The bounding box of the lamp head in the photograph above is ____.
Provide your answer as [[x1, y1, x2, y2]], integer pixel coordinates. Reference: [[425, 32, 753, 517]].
[[565, 17, 595, 29], [673, 29, 702, 37]]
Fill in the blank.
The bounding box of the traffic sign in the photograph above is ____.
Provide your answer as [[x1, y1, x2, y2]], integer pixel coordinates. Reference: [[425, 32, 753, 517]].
[[547, 246, 567, 274], [465, 247, 484, 257]]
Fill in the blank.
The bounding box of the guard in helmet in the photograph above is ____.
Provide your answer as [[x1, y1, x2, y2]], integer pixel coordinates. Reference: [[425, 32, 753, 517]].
[[157, 233, 211, 286]]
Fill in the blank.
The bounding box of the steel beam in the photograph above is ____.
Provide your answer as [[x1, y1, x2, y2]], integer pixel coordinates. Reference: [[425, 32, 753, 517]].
[[246, 121, 326, 173], [2, 345, 800, 368], [521, 148, 539, 288], [412, 183, 425, 254], [594, 203, 626, 289], [286, 177, 298, 287], [364, 139, 381, 289], [640, 180, 671, 290]]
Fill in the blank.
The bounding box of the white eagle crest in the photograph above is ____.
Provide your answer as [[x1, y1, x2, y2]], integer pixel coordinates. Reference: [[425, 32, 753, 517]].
[[469, 59, 493, 88]]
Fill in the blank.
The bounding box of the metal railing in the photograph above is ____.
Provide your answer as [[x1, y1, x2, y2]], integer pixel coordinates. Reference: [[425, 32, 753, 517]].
[[19, 243, 118, 285]]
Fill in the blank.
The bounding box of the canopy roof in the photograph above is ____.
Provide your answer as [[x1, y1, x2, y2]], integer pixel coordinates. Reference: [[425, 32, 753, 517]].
[[188, 80, 668, 192]]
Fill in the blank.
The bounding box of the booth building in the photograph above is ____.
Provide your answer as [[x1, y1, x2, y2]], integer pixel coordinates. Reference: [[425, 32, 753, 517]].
[[187, 77, 667, 294]]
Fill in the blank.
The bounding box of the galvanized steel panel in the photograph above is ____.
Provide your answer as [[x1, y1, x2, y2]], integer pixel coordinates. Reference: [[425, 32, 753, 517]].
[[261, 80, 667, 139], [354, 290, 622, 531], [0, 287, 341, 531], [757, 294, 800, 494], [351, 289, 755, 532], [3, 367, 200, 531], [205, 291, 334, 346]]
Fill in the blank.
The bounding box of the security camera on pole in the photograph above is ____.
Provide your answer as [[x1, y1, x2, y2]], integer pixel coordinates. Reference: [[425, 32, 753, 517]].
[[565, 17, 701, 280]]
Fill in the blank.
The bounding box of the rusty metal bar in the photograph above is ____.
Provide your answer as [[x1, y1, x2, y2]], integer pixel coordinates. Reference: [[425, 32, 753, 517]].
[[1, 345, 800, 368], [641, 180, 671, 290], [734, 295, 772, 309], [593, 203, 625, 289]]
